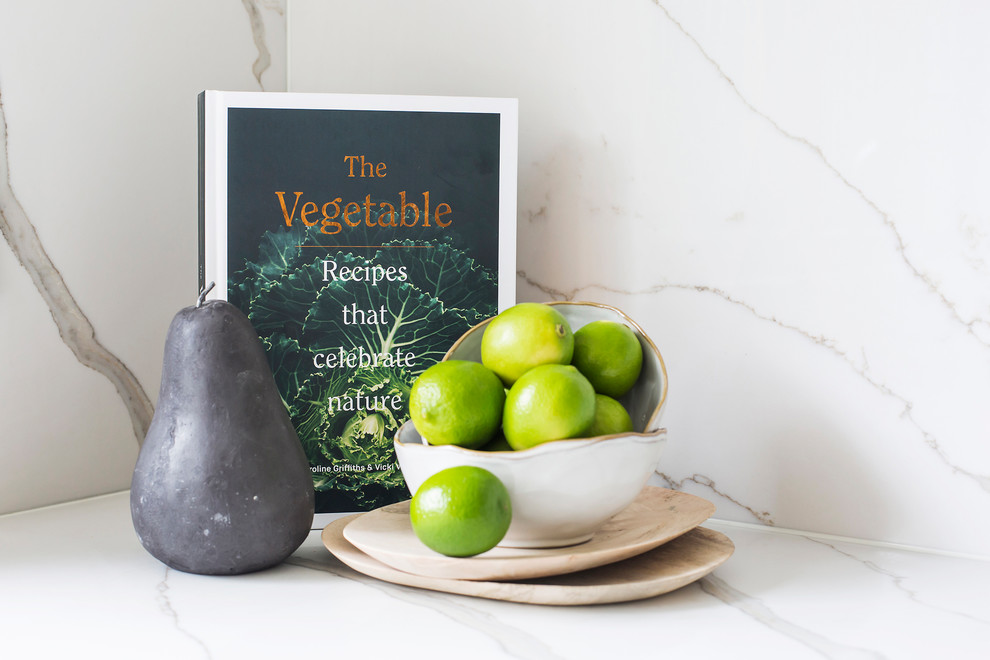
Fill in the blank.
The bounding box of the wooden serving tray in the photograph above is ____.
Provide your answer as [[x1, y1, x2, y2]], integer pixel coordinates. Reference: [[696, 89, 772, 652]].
[[323, 518, 733, 606]]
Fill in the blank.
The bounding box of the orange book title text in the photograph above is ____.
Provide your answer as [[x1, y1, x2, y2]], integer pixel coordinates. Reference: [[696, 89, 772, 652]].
[[276, 155, 452, 235]]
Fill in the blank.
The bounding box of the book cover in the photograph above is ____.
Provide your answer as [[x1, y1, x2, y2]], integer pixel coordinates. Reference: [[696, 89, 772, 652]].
[[198, 91, 517, 523]]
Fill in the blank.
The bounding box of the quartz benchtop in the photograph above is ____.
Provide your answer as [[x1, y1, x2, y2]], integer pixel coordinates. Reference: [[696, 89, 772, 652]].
[[2, 492, 987, 660]]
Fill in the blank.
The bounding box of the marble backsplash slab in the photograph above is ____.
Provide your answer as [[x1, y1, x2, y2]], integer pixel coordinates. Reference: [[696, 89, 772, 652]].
[[289, 0, 990, 556], [0, 1, 287, 513], [1, 0, 987, 558]]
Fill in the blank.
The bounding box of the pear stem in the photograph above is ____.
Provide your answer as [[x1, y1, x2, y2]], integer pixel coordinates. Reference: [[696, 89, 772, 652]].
[[197, 281, 216, 308]]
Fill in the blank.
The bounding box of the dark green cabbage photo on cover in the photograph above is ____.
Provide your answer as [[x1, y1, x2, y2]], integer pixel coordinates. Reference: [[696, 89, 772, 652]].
[[224, 107, 503, 513]]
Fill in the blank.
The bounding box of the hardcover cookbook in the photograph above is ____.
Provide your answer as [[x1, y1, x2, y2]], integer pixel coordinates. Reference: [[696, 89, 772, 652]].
[[198, 91, 518, 523]]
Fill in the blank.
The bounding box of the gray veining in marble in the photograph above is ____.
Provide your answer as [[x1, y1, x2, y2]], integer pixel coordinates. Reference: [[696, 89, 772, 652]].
[[287, 555, 567, 660], [241, 0, 273, 89], [653, 1, 990, 348], [660, 472, 775, 525], [156, 567, 213, 660], [805, 536, 990, 628], [0, 88, 153, 444], [700, 576, 887, 659], [535, 271, 990, 501]]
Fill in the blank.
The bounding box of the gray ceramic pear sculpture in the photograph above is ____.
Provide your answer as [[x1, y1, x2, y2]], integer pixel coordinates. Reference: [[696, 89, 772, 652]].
[[131, 284, 315, 575]]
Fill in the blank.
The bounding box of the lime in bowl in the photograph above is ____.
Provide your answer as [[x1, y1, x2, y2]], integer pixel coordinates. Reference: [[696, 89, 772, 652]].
[[394, 301, 668, 549]]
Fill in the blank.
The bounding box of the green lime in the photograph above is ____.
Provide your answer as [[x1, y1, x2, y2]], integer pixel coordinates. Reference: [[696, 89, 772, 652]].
[[409, 360, 505, 448], [409, 466, 512, 557], [585, 393, 634, 437], [503, 364, 596, 450], [572, 320, 643, 398], [481, 303, 574, 386]]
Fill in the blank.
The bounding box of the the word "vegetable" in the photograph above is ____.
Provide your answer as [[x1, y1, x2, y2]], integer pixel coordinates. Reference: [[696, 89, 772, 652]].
[[276, 191, 452, 235]]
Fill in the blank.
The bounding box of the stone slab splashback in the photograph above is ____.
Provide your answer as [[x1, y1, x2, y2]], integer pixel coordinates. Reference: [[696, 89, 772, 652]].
[[288, 0, 990, 557], [0, 0, 287, 513]]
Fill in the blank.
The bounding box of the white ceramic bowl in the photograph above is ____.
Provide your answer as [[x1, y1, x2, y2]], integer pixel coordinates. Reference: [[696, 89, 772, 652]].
[[394, 301, 668, 548]]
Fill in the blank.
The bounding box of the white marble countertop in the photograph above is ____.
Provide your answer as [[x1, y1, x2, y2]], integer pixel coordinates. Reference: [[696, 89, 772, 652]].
[[2, 492, 988, 660]]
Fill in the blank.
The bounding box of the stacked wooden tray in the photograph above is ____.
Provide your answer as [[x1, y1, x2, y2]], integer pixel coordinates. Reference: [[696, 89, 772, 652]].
[[322, 485, 733, 606]]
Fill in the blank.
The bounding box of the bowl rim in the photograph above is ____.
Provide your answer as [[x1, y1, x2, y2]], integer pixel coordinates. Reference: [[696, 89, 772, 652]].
[[441, 300, 669, 435], [394, 419, 668, 460]]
